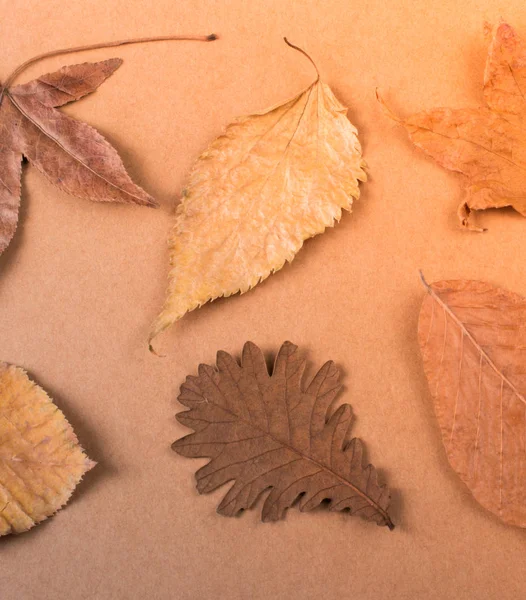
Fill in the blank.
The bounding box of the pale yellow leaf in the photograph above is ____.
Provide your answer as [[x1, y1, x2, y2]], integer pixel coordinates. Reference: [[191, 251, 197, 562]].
[[150, 42, 366, 348], [0, 363, 94, 535]]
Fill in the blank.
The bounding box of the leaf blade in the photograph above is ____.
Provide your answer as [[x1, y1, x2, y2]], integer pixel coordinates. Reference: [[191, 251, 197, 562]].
[[386, 22, 526, 229], [173, 342, 393, 528], [0, 363, 94, 535], [418, 278, 526, 527], [0, 147, 22, 255], [150, 78, 366, 344], [10, 58, 123, 108], [483, 23, 526, 117], [8, 92, 156, 206]]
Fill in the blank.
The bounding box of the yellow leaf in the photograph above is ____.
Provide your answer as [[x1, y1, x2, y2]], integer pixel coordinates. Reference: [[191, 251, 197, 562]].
[[150, 40, 366, 349], [0, 363, 94, 535]]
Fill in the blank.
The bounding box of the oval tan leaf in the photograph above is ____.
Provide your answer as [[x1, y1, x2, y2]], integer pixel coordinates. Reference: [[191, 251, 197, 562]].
[[418, 276, 526, 527], [149, 43, 366, 348], [0, 363, 95, 535]]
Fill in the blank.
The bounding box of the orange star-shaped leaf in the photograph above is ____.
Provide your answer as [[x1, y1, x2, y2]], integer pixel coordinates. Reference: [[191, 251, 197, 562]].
[[380, 23, 526, 231]]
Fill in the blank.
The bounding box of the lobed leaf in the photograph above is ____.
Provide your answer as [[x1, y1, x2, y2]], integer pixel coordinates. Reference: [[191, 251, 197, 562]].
[[0, 58, 156, 258], [382, 23, 526, 230], [173, 342, 393, 528]]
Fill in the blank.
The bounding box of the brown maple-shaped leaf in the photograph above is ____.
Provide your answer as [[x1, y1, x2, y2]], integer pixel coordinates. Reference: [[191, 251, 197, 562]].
[[0, 33, 217, 255], [379, 23, 526, 231], [0, 362, 94, 535], [419, 274, 526, 527], [0, 58, 154, 255], [173, 341, 393, 528]]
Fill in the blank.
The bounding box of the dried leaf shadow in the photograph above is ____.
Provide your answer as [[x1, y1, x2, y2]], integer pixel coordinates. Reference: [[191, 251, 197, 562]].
[[37, 377, 114, 497]]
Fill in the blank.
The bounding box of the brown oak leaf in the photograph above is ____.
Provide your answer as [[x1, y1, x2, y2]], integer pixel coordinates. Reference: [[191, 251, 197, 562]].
[[419, 274, 526, 527], [0, 362, 94, 535], [379, 23, 526, 231], [173, 341, 394, 528], [149, 40, 366, 349]]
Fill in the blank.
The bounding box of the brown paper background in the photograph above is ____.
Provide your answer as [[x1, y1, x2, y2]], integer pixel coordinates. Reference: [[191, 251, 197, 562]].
[[1, 1, 526, 598]]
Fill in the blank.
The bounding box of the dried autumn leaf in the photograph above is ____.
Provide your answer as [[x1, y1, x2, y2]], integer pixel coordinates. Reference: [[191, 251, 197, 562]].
[[379, 23, 526, 231], [0, 33, 217, 256], [418, 274, 526, 527], [173, 341, 393, 528], [150, 41, 366, 348], [0, 59, 154, 255], [0, 362, 94, 535]]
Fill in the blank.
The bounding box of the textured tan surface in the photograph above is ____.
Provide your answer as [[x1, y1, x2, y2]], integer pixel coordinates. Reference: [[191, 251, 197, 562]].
[[2, 1, 526, 599], [419, 279, 526, 528], [0, 363, 93, 535]]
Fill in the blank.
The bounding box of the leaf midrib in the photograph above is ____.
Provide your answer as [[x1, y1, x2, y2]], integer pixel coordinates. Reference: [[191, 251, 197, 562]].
[[6, 91, 151, 205], [425, 283, 526, 406], [411, 114, 526, 175]]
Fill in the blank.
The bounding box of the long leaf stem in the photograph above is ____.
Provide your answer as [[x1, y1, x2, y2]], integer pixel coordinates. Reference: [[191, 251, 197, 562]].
[[0, 33, 218, 104]]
